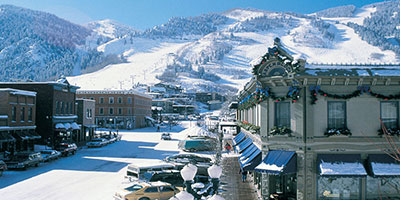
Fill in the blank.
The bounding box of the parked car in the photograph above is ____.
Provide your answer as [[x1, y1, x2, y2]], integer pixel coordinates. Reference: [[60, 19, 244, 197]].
[[161, 132, 171, 140], [5, 152, 43, 170], [113, 181, 180, 200], [163, 154, 212, 164], [56, 143, 77, 156], [0, 159, 7, 176], [40, 150, 61, 162], [178, 137, 217, 152], [87, 138, 108, 148], [102, 135, 116, 143]]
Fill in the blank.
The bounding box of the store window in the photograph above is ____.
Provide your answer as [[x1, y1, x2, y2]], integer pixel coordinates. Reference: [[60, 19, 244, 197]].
[[318, 177, 361, 200], [275, 102, 290, 128], [381, 101, 398, 129], [366, 177, 400, 199], [328, 101, 346, 129]]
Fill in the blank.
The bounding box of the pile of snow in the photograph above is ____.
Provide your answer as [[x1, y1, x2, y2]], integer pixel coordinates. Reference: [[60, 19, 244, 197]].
[[180, 125, 217, 138]]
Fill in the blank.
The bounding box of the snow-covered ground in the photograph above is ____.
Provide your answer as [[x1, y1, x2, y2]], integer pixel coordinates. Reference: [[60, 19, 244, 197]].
[[0, 121, 214, 200]]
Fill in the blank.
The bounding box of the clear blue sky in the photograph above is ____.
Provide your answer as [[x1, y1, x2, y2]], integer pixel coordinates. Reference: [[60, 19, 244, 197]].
[[0, 0, 389, 30]]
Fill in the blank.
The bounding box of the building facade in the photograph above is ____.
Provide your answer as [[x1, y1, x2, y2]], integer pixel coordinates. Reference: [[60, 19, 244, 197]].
[[76, 90, 152, 129], [0, 88, 39, 158], [236, 38, 400, 200], [0, 79, 80, 148], [76, 98, 96, 145]]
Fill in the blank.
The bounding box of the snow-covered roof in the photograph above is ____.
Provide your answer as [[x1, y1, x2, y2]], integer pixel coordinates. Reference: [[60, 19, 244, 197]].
[[319, 161, 367, 176], [302, 63, 400, 77], [77, 89, 151, 99], [0, 88, 36, 96], [318, 154, 367, 176]]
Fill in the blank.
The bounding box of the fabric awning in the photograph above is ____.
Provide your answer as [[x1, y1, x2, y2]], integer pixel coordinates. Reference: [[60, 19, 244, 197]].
[[239, 144, 258, 162], [0, 132, 15, 142], [368, 154, 400, 177], [64, 123, 71, 129], [55, 123, 65, 129], [13, 131, 40, 140], [27, 131, 41, 139], [236, 137, 253, 153], [255, 150, 297, 174], [242, 152, 262, 171], [233, 132, 246, 146], [71, 122, 80, 130], [241, 147, 261, 167], [318, 154, 367, 176]]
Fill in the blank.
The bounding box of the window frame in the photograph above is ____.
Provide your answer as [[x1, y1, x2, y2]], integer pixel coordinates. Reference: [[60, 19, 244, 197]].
[[109, 108, 114, 115], [11, 106, 16, 122], [380, 101, 399, 129], [327, 101, 347, 129], [109, 97, 114, 104], [274, 102, 291, 128], [28, 107, 33, 121], [99, 108, 104, 115], [20, 107, 25, 122]]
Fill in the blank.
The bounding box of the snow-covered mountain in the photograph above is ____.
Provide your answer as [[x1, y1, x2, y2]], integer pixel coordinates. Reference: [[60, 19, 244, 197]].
[[69, 2, 400, 95], [2, 2, 400, 95], [0, 5, 124, 81]]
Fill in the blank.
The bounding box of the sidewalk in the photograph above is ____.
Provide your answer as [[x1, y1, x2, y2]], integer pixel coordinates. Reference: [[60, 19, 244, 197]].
[[219, 154, 260, 200]]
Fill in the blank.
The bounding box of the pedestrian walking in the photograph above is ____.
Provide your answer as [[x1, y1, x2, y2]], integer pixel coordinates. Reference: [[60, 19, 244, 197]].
[[241, 169, 248, 182], [225, 143, 231, 153]]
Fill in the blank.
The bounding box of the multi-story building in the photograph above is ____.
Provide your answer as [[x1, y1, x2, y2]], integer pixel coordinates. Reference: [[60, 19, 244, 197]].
[[0, 88, 39, 158], [76, 90, 152, 129], [0, 79, 80, 148], [76, 98, 96, 145], [235, 38, 400, 200]]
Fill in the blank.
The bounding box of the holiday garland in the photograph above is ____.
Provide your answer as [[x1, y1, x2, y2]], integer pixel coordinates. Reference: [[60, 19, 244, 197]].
[[238, 86, 301, 110], [309, 85, 400, 104], [324, 128, 352, 137], [270, 126, 292, 136]]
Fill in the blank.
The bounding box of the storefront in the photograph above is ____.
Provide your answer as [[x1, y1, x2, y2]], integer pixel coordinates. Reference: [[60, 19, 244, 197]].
[[255, 150, 297, 199]]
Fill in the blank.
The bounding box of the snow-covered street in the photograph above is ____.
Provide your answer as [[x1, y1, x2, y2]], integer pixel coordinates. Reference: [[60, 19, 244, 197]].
[[0, 123, 195, 200]]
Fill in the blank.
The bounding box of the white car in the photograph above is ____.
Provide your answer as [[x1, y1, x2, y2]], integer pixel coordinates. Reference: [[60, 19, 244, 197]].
[[87, 138, 108, 148], [40, 150, 61, 162], [161, 132, 171, 140]]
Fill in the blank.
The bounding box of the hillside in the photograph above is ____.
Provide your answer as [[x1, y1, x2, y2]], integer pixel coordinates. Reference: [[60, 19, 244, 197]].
[[1, 3, 400, 95], [0, 5, 124, 81], [68, 2, 400, 95]]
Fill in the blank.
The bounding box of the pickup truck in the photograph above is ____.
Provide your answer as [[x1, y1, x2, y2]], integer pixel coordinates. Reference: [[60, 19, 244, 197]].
[[5, 152, 43, 170], [55, 143, 77, 156]]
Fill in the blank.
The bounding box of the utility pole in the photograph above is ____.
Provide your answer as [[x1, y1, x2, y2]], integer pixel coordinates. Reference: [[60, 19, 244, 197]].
[[130, 75, 135, 86]]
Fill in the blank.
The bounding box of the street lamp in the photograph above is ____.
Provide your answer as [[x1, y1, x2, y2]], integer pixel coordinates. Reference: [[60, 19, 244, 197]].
[[174, 164, 223, 200]]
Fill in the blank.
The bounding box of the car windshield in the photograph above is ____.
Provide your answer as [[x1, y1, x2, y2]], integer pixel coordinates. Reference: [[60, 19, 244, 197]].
[[40, 151, 52, 154], [92, 138, 103, 141], [124, 185, 143, 192]]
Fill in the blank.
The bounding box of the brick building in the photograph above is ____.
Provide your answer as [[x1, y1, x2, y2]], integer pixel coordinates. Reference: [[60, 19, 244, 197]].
[[76, 90, 152, 129], [0, 79, 80, 148], [76, 98, 96, 145], [0, 88, 39, 158]]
